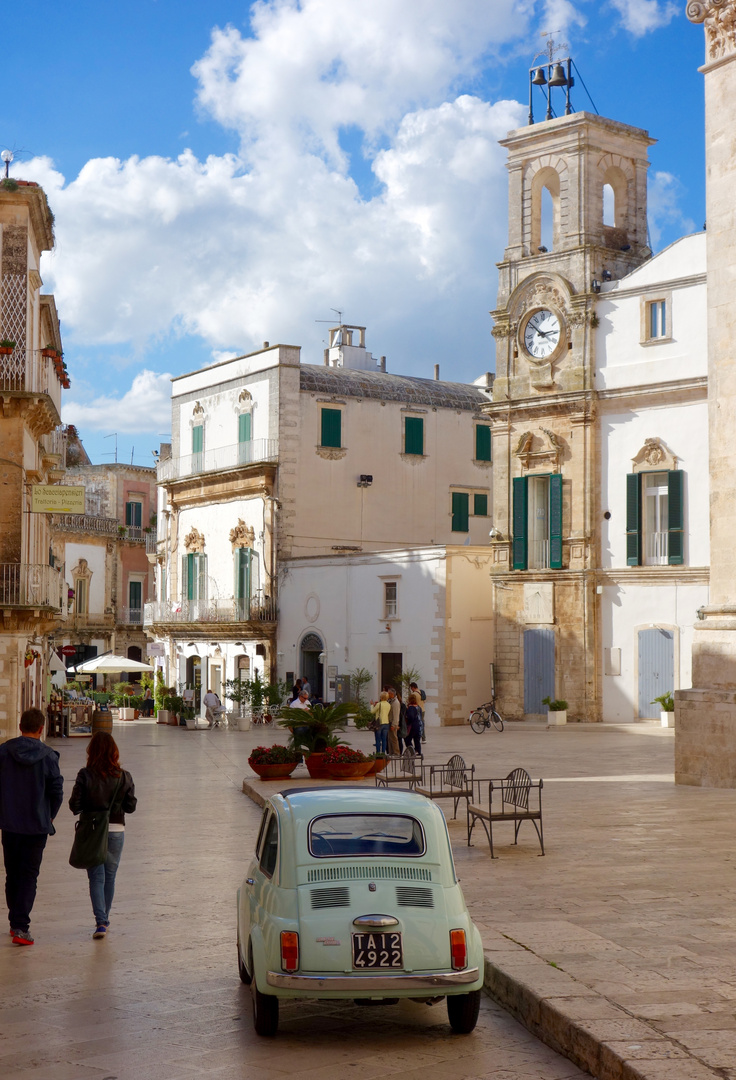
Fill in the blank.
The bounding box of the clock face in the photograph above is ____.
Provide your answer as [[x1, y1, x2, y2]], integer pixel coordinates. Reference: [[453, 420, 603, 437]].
[[523, 309, 561, 360]]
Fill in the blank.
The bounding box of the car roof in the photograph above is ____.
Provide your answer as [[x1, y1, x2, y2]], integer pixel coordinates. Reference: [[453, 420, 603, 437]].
[[271, 785, 437, 820]]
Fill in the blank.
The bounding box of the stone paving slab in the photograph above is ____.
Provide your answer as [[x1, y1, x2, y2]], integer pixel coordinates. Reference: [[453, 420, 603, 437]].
[[241, 721, 736, 1079]]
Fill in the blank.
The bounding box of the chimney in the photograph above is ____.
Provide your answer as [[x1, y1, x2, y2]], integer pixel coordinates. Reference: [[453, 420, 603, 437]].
[[434, 364, 440, 381], [379, 356, 386, 372], [263, 341, 270, 349], [324, 348, 329, 366]]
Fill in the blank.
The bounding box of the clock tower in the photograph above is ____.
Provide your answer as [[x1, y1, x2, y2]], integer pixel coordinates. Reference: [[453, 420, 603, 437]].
[[485, 109, 655, 722]]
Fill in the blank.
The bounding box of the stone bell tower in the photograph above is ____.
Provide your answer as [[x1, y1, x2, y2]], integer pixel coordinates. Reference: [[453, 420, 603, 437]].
[[485, 105, 655, 723]]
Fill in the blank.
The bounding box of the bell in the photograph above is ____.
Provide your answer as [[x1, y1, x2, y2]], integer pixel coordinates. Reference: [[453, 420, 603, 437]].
[[531, 67, 547, 85], [548, 64, 568, 87]]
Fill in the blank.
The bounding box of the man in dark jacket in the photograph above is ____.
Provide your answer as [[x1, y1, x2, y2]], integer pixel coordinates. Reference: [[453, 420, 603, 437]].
[[0, 707, 63, 945]]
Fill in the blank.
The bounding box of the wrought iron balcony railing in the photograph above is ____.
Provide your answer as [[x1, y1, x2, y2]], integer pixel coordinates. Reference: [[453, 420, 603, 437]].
[[157, 439, 277, 483], [0, 563, 64, 611], [144, 592, 277, 626]]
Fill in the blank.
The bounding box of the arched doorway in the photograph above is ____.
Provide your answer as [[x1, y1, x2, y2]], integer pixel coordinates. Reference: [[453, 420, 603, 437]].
[[185, 654, 202, 711], [299, 632, 324, 700], [127, 645, 143, 686]]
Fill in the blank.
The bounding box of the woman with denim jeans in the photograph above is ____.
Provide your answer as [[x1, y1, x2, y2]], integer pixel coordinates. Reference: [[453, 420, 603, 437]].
[[370, 692, 390, 754], [69, 732, 137, 939]]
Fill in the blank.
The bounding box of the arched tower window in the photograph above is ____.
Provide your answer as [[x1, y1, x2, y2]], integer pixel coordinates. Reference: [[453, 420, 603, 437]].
[[603, 184, 615, 227], [601, 166, 629, 232], [531, 167, 561, 253]]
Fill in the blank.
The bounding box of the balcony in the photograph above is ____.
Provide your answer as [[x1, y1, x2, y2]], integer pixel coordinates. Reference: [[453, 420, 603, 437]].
[[157, 439, 277, 483], [69, 610, 115, 631], [144, 592, 277, 630], [0, 563, 64, 611], [52, 514, 119, 536], [0, 349, 62, 417], [118, 607, 143, 625]]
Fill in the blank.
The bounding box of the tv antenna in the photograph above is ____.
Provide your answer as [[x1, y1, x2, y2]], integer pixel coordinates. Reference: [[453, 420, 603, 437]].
[[103, 432, 118, 463], [315, 308, 344, 325]]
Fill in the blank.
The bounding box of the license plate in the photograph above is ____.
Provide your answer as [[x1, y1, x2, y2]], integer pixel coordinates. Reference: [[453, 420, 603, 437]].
[[352, 931, 403, 969]]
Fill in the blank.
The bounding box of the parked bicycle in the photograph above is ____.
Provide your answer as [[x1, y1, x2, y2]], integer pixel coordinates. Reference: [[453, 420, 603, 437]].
[[468, 696, 504, 733]]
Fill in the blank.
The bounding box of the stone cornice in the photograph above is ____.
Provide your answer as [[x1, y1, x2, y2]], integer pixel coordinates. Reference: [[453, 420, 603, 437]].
[[600, 270, 706, 302], [687, 1, 736, 61], [596, 376, 707, 405]]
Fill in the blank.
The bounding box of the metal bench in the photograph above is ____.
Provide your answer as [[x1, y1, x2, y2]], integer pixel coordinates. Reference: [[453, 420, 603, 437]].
[[467, 768, 544, 858], [414, 754, 475, 819], [375, 749, 423, 789]]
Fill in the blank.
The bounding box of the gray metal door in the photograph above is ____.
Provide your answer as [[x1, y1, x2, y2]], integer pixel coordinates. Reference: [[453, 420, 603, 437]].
[[638, 628, 674, 719], [524, 629, 555, 713]]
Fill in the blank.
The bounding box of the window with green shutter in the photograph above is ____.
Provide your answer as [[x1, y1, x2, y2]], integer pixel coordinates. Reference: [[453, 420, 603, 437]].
[[238, 412, 252, 443], [183, 552, 207, 602], [473, 493, 488, 517], [475, 425, 491, 462], [667, 470, 684, 565], [320, 408, 342, 448], [234, 546, 252, 618], [512, 476, 528, 569], [549, 474, 563, 569], [404, 416, 424, 456], [626, 473, 642, 566], [451, 491, 469, 532], [192, 424, 204, 472]]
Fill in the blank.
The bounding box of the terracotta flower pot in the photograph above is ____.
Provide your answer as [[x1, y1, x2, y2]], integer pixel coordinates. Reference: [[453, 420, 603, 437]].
[[324, 760, 373, 780], [365, 757, 388, 776], [248, 761, 299, 779], [305, 752, 331, 779]]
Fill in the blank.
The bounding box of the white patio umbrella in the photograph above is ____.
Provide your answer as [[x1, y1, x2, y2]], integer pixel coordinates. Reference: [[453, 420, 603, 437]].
[[73, 653, 154, 674]]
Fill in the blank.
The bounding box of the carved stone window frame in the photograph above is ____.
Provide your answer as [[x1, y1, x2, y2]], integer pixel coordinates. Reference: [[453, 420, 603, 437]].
[[631, 438, 677, 473]]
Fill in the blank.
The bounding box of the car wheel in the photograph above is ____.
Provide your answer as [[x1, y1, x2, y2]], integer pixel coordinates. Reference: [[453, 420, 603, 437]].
[[446, 989, 481, 1034], [250, 945, 279, 1037], [237, 936, 251, 985]]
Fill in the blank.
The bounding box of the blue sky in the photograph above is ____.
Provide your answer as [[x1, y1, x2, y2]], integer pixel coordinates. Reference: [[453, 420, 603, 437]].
[[3, 1, 704, 466]]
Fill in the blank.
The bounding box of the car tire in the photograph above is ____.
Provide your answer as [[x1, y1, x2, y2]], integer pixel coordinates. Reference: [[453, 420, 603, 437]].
[[446, 988, 481, 1034], [237, 937, 252, 985], [250, 945, 279, 1037]]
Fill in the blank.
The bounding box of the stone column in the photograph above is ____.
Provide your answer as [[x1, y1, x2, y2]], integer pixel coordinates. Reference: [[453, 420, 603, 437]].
[[677, 2, 736, 784]]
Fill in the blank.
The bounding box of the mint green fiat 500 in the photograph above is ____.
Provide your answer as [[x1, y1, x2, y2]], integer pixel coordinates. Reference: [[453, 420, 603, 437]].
[[237, 786, 484, 1037]]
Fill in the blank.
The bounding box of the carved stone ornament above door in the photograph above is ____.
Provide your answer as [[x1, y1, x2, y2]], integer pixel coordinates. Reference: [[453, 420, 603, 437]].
[[229, 518, 255, 550]]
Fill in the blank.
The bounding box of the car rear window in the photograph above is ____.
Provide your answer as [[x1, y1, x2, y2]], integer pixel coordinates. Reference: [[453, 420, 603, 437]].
[[308, 813, 425, 858]]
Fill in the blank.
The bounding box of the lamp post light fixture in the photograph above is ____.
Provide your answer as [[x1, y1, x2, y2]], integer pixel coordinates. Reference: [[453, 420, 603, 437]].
[[1, 150, 13, 178]]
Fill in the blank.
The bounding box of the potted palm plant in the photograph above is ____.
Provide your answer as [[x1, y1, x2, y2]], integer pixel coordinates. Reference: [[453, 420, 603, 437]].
[[278, 702, 355, 778], [542, 696, 568, 725], [652, 692, 675, 728]]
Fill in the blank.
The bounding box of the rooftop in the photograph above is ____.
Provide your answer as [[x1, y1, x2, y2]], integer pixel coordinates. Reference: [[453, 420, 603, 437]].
[[300, 365, 490, 410]]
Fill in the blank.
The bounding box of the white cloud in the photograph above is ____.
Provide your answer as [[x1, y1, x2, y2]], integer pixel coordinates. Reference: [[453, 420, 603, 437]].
[[608, 0, 678, 36], [541, 0, 587, 34], [61, 370, 173, 433], [648, 171, 697, 249]]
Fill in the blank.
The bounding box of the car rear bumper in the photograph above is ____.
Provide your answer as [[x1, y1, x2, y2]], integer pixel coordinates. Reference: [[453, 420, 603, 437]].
[[266, 967, 480, 991]]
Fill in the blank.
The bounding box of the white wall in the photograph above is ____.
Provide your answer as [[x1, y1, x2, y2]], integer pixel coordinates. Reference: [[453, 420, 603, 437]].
[[600, 397, 709, 569], [601, 582, 709, 721], [176, 499, 266, 601], [278, 549, 445, 725], [596, 233, 707, 392], [64, 542, 106, 612]]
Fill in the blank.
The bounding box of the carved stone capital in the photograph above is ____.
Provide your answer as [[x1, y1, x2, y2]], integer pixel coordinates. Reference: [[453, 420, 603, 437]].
[[687, 1, 736, 60], [632, 437, 678, 472]]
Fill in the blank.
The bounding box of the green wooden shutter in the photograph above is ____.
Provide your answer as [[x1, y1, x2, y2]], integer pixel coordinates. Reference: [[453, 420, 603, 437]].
[[473, 493, 488, 517], [238, 412, 252, 443], [320, 408, 341, 448], [668, 469, 684, 565], [512, 476, 528, 569], [192, 425, 203, 454], [549, 474, 563, 569], [186, 553, 195, 600], [405, 417, 424, 455], [475, 425, 491, 462], [451, 491, 469, 532], [197, 554, 207, 601], [181, 555, 189, 601], [626, 473, 642, 566]]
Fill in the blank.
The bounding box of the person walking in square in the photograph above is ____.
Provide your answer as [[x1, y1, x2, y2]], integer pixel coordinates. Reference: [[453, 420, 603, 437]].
[[409, 682, 427, 742], [0, 707, 63, 946], [69, 731, 136, 940], [370, 692, 391, 754], [387, 688, 401, 755]]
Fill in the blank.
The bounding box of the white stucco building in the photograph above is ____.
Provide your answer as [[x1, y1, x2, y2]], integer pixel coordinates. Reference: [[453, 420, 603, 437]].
[[145, 325, 493, 709]]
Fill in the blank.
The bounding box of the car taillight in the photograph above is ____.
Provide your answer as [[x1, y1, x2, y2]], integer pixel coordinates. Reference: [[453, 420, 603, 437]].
[[281, 931, 299, 973], [450, 929, 467, 970]]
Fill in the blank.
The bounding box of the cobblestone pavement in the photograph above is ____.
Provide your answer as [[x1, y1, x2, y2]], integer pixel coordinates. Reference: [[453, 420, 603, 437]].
[[244, 719, 736, 1080], [0, 719, 586, 1080]]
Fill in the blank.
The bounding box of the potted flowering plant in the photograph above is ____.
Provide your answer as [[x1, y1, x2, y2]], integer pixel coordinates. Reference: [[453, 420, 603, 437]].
[[0, 339, 15, 355], [247, 744, 302, 779], [278, 702, 355, 778], [365, 752, 388, 776], [322, 745, 372, 780]]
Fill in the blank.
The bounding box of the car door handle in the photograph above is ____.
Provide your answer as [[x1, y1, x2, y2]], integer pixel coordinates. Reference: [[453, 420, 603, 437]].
[[245, 878, 255, 886]]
